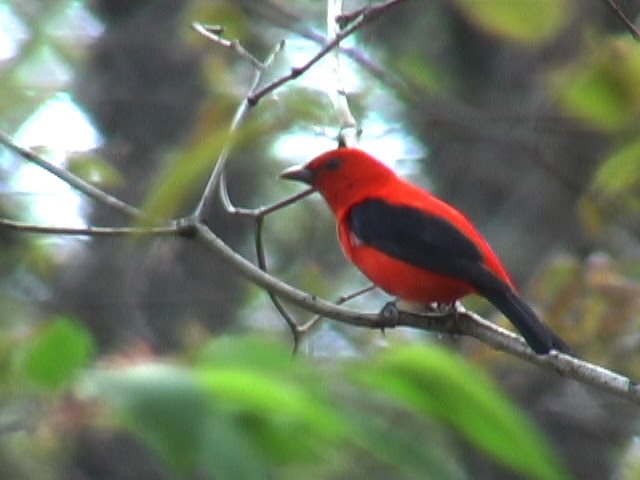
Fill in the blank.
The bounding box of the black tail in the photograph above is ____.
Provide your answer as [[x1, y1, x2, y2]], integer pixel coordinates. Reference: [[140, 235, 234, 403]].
[[482, 288, 570, 355]]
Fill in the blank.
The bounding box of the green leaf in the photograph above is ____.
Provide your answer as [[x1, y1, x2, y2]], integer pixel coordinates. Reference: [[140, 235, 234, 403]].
[[592, 139, 640, 196], [551, 38, 640, 130], [140, 130, 232, 222], [352, 345, 568, 480], [66, 153, 124, 188], [349, 407, 463, 480], [197, 335, 295, 372], [93, 338, 350, 475], [201, 415, 270, 480], [553, 64, 629, 130], [92, 363, 268, 478], [397, 54, 450, 93], [196, 336, 351, 463], [198, 367, 345, 437], [452, 0, 571, 43], [22, 316, 94, 389]]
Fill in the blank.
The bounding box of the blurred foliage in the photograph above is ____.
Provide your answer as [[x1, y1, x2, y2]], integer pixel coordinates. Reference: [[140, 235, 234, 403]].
[[20, 316, 95, 390], [66, 152, 124, 188], [396, 53, 450, 94], [618, 438, 640, 480], [62, 336, 566, 479], [0, 322, 570, 479], [580, 138, 640, 233], [352, 344, 567, 480], [592, 139, 640, 198], [528, 253, 640, 377], [551, 37, 640, 131], [451, 0, 572, 44]]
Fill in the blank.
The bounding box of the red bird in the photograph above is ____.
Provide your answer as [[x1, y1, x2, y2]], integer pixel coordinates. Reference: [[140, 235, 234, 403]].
[[282, 147, 569, 355]]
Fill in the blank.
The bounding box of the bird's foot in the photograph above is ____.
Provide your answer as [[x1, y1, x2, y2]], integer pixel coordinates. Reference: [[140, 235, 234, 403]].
[[380, 300, 458, 320], [379, 301, 401, 332], [428, 302, 457, 317]]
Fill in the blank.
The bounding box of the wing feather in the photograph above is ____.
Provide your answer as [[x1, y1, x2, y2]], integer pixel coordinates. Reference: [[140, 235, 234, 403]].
[[347, 198, 500, 291]]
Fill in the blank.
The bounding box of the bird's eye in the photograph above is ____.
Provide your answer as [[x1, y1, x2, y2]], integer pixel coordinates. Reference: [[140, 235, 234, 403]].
[[324, 157, 342, 171]]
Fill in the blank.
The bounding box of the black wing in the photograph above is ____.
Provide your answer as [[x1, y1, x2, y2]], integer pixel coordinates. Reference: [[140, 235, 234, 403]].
[[347, 198, 499, 290]]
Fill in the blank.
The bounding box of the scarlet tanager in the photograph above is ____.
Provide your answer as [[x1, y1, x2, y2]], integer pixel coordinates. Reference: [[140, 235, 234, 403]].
[[281, 147, 569, 355]]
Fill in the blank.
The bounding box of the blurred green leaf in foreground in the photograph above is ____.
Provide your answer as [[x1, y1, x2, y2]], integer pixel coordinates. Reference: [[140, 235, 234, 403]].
[[85, 336, 567, 480]]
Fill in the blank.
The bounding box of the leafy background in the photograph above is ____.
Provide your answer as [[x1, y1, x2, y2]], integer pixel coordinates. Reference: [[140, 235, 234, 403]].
[[1, 0, 640, 479]]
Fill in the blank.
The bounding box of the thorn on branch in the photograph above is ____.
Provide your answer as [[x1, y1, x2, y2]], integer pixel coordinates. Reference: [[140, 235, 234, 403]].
[[290, 66, 304, 78]]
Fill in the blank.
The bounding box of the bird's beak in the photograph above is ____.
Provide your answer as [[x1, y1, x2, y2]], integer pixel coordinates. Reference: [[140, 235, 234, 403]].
[[280, 165, 314, 184]]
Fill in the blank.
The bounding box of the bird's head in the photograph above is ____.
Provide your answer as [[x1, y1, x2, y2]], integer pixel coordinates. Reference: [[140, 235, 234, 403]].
[[281, 148, 397, 212]]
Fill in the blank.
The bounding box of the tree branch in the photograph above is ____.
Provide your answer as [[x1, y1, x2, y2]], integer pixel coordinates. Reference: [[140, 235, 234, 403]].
[[601, 0, 640, 40], [234, 0, 390, 83], [0, 131, 146, 220], [246, 0, 410, 106], [327, 0, 360, 147], [0, 217, 182, 236], [192, 23, 267, 69]]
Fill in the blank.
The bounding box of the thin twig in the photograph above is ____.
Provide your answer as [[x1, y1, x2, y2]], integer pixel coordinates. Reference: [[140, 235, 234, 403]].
[[195, 24, 319, 346], [254, 214, 303, 349], [192, 22, 267, 69], [327, 0, 359, 147], [221, 171, 314, 217], [193, 40, 285, 219], [601, 0, 640, 40], [246, 0, 410, 106], [235, 0, 390, 83], [222, 171, 372, 347], [0, 217, 182, 236], [0, 131, 146, 220], [254, 205, 374, 349], [298, 284, 376, 332], [222, 169, 356, 348], [257, 188, 316, 216], [220, 170, 313, 347]]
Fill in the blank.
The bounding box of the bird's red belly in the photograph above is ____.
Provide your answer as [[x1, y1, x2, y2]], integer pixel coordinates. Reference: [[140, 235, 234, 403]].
[[345, 243, 476, 304]]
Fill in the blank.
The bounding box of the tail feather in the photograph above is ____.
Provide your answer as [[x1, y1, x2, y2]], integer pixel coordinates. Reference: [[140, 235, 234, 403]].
[[483, 289, 570, 355]]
